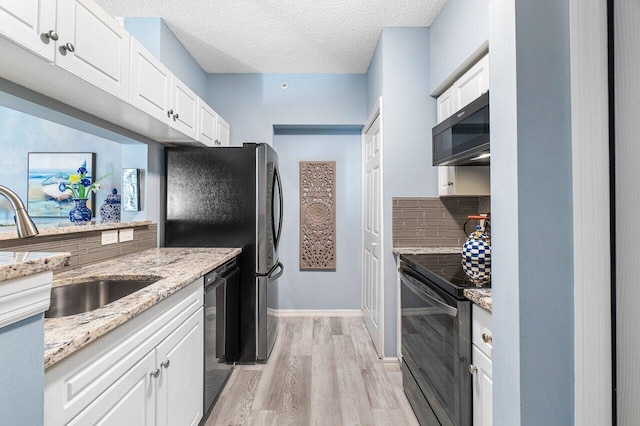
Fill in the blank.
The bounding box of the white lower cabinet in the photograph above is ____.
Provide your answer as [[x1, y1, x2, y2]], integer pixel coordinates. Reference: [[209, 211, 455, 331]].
[[471, 304, 493, 425], [156, 310, 204, 426], [45, 278, 204, 426], [68, 351, 156, 426]]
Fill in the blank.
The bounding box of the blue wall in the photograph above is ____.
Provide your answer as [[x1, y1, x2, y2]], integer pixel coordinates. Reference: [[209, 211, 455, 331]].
[[208, 73, 367, 146], [366, 27, 436, 357], [274, 133, 362, 310], [208, 73, 367, 311], [0, 314, 45, 425], [125, 18, 208, 100], [429, 0, 489, 92], [0, 105, 122, 224], [489, 0, 574, 423]]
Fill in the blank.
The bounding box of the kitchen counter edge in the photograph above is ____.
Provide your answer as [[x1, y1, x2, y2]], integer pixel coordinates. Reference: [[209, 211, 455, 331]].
[[44, 247, 241, 369], [0, 251, 71, 282], [464, 288, 492, 312]]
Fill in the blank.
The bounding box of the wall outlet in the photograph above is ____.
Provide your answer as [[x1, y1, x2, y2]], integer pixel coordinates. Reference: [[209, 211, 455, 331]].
[[101, 230, 119, 245], [119, 228, 134, 242]]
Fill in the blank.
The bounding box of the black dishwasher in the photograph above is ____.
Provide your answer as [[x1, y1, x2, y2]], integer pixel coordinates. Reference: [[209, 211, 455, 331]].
[[203, 258, 239, 419]]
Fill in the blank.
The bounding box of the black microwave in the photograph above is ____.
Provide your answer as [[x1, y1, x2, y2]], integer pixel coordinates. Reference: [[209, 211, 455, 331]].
[[432, 91, 489, 166]]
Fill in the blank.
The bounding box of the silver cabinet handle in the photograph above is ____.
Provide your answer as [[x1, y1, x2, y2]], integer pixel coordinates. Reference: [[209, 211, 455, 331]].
[[214, 140, 220, 146], [167, 109, 174, 117], [469, 365, 478, 375], [173, 113, 179, 121], [44, 30, 59, 41], [61, 42, 75, 53], [481, 333, 493, 344], [161, 359, 170, 369], [447, 181, 454, 186], [150, 368, 160, 378]]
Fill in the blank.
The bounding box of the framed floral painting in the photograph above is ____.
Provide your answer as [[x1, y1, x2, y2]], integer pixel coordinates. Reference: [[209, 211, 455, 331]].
[[27, 152, 96, 218]]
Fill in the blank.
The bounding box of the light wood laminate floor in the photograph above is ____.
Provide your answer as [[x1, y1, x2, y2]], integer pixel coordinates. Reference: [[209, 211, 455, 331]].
[[206, 316, 419, 425]]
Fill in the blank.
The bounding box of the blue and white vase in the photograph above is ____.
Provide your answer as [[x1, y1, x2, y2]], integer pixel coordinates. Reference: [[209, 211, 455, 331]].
[[69, 198, 92, 225], [462, 225, 491, 285], [100, 188, 121, 223]]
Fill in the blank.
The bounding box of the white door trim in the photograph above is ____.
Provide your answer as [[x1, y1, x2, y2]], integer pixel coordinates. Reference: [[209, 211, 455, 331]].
[[570, 1, 612, 424], [362, 97, 384, 357]]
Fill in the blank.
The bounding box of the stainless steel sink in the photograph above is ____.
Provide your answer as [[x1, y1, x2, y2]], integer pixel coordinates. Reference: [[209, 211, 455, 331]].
[[45, 278, 159, 318]]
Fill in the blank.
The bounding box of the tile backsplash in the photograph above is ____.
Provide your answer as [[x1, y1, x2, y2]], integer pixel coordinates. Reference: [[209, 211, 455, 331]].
[[0, 223, 157, 271], [393, 197, 490, 248]]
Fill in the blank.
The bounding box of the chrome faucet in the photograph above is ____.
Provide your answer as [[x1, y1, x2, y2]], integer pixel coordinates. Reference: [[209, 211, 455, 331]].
[[0, 185, 38, 238]]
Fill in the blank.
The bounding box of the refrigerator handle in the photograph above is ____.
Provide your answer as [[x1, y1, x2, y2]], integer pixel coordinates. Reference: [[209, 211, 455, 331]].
[[268, 262, 284, 281], [272, 165, 284, 250]]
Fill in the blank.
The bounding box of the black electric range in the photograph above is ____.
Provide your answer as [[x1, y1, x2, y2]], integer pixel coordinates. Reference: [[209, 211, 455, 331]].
[[400, 252, 491, 299]]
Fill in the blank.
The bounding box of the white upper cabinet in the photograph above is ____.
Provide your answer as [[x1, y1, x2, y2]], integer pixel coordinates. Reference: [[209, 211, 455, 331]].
[[0, 0, 57, 61], [197, 99, 217, 147], [197, 99, 231, 147], [169, 74, 198, 140], [56, 0, 130, 101], [453, 54, 489, 111], [216, 114, 230, 147], [130, 37, 171, 124], [436, 86, 455, 124], [0, 0, 230, 146]]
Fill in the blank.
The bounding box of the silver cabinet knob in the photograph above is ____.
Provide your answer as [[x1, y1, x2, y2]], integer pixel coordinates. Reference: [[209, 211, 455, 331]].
[[173, 113, 179, 121], [469, 365, 478, 375], [43, 30, 59, 41], [214, 140, 220, 146], [481, 333, 492, 344], [167, 109, 173, 117], [150, 368, 160, 378], [161, 359, 170, 369], [61, 42, 75, 53], [447, 181, 454, 186]]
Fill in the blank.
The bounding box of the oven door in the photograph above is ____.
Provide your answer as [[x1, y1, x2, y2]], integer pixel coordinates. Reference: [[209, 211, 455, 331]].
[[400, 266, 471, 426]]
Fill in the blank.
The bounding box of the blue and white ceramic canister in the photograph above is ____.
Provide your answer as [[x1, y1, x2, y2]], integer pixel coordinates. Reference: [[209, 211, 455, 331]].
[[462, 225, 491, 285], [100, 188, 121, 223]]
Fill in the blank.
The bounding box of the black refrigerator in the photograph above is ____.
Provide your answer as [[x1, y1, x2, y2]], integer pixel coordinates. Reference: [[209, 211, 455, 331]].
[[164, 143, 284, 363]]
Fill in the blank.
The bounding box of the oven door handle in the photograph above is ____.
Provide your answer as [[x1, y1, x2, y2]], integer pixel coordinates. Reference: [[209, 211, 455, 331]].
[[400, 272, 458, 317]]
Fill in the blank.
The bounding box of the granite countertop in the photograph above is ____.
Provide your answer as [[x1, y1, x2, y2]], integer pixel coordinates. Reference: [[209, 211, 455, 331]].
[[0, 251, 70, 281], [0, 220, 152, 242], [392, 246, 462, 255], [464, 288, 492, 312], [44, 247, 241, 369]]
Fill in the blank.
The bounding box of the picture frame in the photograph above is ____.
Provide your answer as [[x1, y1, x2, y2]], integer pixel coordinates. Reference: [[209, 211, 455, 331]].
[[27, 152, 96, 218], [122, 168, 141, 211]]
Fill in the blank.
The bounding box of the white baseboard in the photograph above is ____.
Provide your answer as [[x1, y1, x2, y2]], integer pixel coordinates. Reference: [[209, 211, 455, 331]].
[[383, 357, 400, 369], [270, 309, 362, 317]]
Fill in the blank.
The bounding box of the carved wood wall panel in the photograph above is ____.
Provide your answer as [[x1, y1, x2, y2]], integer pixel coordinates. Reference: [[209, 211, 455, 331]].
[[300, 161, 336, 270]]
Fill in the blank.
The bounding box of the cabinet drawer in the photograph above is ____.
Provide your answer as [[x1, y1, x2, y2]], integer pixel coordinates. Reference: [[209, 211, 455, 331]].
[[472, 303, 492, 358]]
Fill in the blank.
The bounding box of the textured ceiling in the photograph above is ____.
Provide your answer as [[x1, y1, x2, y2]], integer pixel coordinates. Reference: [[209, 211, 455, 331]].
[[93, 0, 448, 74]]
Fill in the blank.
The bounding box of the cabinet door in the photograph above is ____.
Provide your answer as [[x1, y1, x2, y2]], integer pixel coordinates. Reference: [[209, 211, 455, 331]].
[[0, 0, 57, 61], [438, 166, 455, 196], [453, 54, 489, 110], [156, 308, 204, 426], [472, 345, 493, 426], [170, 75, 198, 140], [197, 99, 217, 147], [130, 37, 171, 124], [436, 86, 455, 124], [216, 115, 230, 146], [68, 351, 156, 426], [56, 0, 130, 101]]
